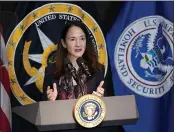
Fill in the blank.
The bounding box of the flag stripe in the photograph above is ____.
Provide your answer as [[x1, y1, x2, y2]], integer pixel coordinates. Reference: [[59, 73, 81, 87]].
[[0, 82, 11, 127], [0, 25, 11, 132], [0, 107, 11, 132], [0, 25, 8, 70], [0, 59, 11, 97], [0, 33, 8, 69]]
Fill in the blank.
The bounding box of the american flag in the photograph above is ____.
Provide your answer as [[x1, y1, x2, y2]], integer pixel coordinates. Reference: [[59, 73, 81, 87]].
[[0, 24, 12, 132]]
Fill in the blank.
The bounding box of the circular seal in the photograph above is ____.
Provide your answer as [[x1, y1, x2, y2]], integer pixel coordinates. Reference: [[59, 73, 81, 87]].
[[6, 3, 108, 105], [115, 16, 174, 98], [74, 94, 106, 128]]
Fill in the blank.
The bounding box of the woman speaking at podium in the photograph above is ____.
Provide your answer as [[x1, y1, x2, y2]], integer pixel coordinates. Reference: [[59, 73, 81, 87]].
[[42, 21, 105, 101], [42, 21, 125, 132]]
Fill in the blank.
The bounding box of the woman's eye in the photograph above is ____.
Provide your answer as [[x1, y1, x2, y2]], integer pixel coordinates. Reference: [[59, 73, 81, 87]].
[[81, 38, 86, 41]]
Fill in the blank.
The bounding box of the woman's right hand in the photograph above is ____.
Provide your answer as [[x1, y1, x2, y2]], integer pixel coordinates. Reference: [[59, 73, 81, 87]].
[[47, 83, 58, 101]]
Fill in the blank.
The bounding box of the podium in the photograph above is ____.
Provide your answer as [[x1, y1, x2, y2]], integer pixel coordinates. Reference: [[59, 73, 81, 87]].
[[12, 95, 139, 131]]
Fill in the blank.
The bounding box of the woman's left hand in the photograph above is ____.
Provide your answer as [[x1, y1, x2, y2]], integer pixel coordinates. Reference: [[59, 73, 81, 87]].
[[93, 81, 105, 97]]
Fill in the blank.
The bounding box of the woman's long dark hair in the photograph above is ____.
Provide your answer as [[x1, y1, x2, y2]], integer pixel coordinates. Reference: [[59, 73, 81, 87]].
[[54, 21, 103, 79]]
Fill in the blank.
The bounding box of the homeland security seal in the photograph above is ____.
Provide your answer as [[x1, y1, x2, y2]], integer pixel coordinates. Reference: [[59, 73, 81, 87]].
[[115, 16, 174, 98], [6, 3, 107, 105], [74, 94, 106, 128]]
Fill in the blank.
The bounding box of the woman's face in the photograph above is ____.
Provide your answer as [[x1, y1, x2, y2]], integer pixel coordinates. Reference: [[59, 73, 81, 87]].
[[62, 26, 86, 59]]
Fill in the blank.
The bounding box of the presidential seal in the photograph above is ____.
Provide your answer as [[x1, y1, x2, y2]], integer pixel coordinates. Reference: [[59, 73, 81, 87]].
[[115, 16, 174, 98], [74, 94, 106, 128], [6, 3, 107, 105]]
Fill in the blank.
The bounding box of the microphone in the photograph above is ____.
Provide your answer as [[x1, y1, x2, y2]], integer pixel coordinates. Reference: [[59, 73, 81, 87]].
[[64, 58, 78, 81], [76, 57, 91, 78], [64, 58, 87, 96]]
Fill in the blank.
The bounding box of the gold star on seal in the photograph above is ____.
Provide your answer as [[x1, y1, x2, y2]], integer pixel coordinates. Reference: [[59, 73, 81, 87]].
[[32, 12, 38, 19], [92, 27, 98, 32], [10, 79, 16, 85], [49, 5, 55, 12], [68, 7, 73, 12], [8, 61, 12, 66], [9, 41, 15, 47], [19, 24, 25, 31], [20, 95, 26, 101], [99, 44, 104, 49], [81, 14, 85, 20]]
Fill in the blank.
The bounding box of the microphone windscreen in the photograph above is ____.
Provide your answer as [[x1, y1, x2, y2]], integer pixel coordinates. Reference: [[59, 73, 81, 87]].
[[76, 57, 84, 65]]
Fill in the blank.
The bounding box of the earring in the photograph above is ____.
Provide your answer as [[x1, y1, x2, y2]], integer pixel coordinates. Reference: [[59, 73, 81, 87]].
[[62, 44, 66, 48]]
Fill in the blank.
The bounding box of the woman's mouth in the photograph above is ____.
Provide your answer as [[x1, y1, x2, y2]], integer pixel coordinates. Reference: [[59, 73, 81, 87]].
[[75, 49, 82, 52]]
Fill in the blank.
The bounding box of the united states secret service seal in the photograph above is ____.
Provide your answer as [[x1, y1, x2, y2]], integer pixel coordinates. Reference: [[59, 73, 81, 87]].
[[74, 94, 106, 128]]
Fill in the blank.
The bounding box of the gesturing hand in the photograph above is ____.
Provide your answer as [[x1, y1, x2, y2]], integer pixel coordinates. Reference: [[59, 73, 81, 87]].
[[47, 83, 58, 101], [93, 81, 105, 97]]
